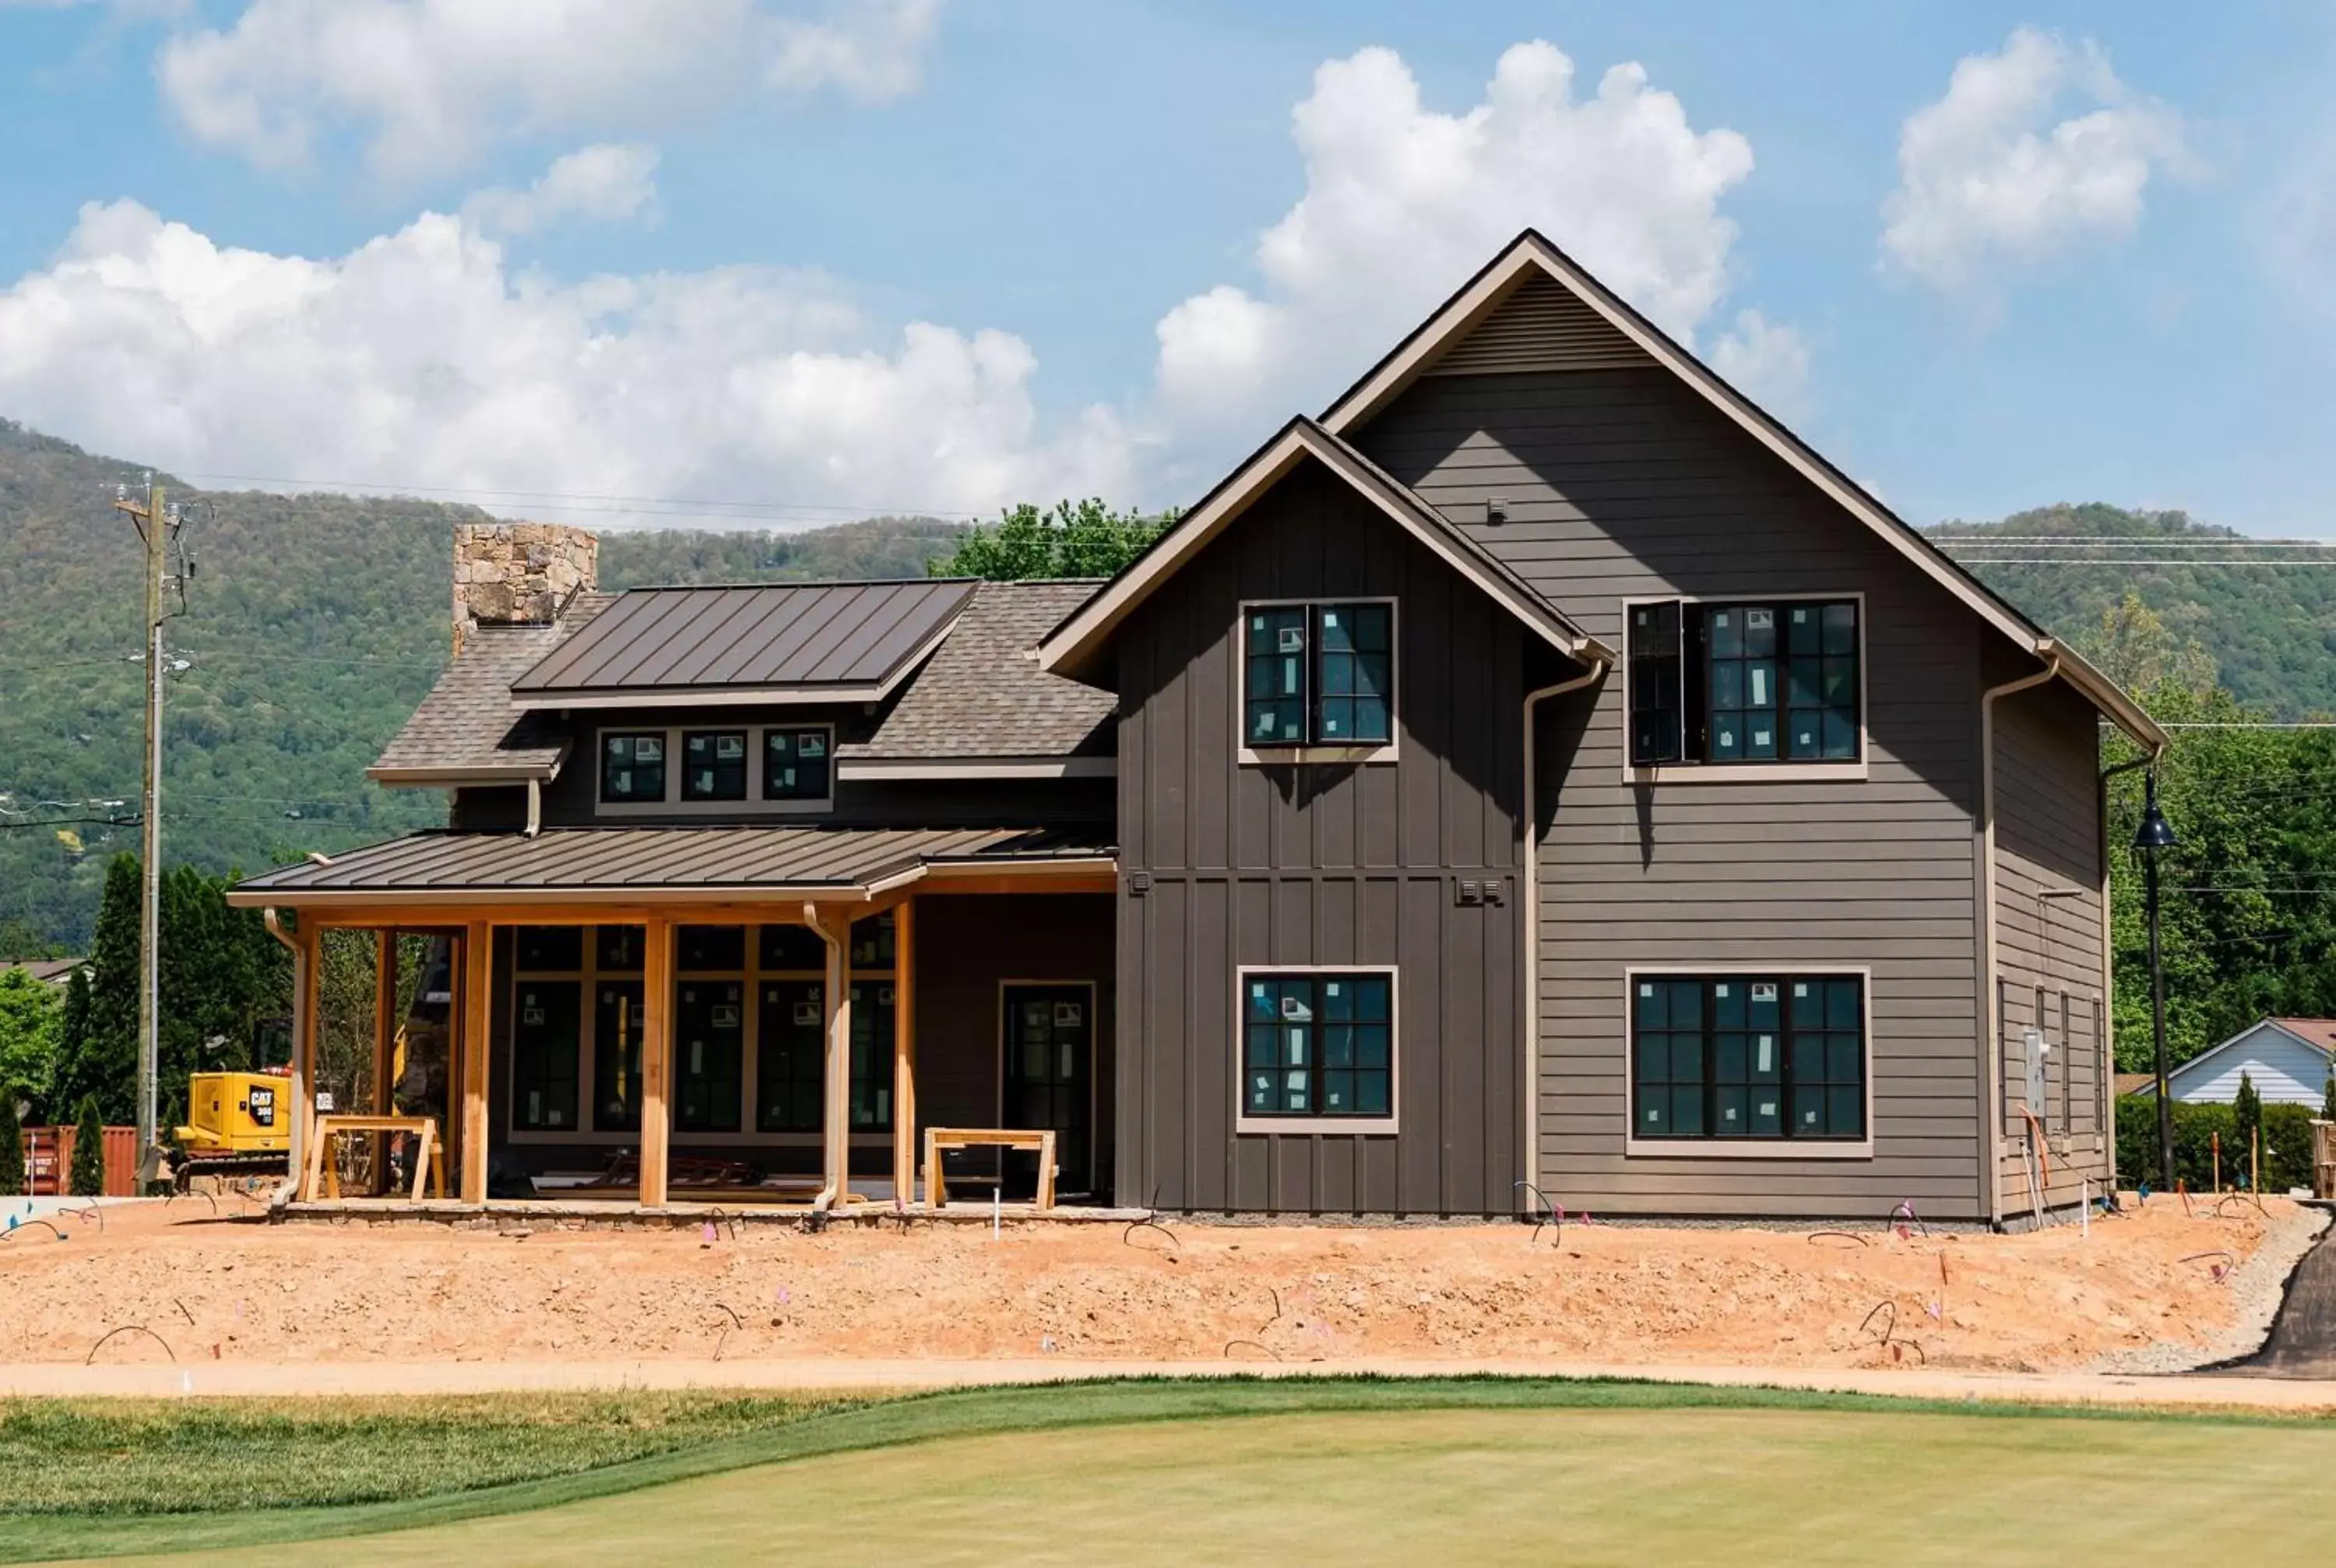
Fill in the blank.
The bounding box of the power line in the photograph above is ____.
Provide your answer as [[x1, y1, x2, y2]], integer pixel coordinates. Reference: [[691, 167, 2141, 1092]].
[[171, 469, 990, 522]]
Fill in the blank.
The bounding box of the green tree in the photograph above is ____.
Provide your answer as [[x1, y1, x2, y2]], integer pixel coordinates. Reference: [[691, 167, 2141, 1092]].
[[2322, 1070, 2335, 1123], [68, 1092, 105, 1197], [0, 919, 62, 962], [928, 499, 1169, 581], [60, 856, 140, 1126], [157, 864, 289, 1130], [0, 1092, 22, 1197], [2232, 1071, 2263, 1169], [2088, 592, 2218, 699], [0, 968, 61, 1121], [52, 965, 88, 1124]]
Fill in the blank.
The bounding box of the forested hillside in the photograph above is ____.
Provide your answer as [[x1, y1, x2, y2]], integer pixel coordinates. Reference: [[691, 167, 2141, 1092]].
[[1928, 503, 2336, 718], [0, 419, 966, 947]]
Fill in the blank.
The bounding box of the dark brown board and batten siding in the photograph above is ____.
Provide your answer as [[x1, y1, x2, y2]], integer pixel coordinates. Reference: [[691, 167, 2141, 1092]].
[[1114, 458, 1529, 1216], [1356, 365, 1998, 1220]]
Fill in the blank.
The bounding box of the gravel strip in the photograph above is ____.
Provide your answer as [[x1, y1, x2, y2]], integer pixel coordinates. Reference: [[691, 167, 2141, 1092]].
[[2088, 1203, 2331, 1374]]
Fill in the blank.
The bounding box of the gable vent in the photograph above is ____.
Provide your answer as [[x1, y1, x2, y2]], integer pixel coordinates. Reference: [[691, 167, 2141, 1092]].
[[1423, 272, 1652, 376]]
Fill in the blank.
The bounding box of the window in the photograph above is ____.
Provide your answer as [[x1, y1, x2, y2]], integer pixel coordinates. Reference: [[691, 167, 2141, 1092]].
[[1626, 599, 1859, 768], [600, 733, 666, 802], [510, 923, 642, 1137], [1241, 972, 1393, 1121], [511, 979, 580, 1130], [681, 730, 748, 802], [1242, 602, 1393, 750], [756, 979, 824, 1133], [765, 728, 832, 802], [1631, 974, 1865, 1142]]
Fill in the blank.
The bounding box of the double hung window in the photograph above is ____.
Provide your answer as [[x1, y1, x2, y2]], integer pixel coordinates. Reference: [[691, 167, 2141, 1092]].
[[1627, 599, 1860, 767], [1243, 603, 1393, 750], [1631, 973, 1866, 1142], [1241, 971, 1394, 1122]]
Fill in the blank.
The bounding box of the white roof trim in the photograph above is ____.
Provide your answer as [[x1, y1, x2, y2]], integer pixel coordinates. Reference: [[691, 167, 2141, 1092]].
[[1037, 418, 1606, 680], [835, 757, 1116, 781], [1318, 232, 2163, 752]]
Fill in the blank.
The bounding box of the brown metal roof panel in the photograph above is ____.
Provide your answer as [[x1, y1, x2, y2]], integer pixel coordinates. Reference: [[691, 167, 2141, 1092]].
[[564, 591, 709, 690], [766, 583, 899, 683], [804, 582, 964, 683], [695, 585, 857, 686]]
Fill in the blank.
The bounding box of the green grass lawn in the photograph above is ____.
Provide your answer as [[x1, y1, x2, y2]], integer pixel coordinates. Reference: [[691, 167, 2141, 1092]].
[[6, 1380, 2333, 1565]]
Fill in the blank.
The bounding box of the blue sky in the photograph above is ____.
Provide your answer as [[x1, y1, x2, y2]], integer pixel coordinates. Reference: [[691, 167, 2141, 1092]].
[[0, 1, 2331, 536]]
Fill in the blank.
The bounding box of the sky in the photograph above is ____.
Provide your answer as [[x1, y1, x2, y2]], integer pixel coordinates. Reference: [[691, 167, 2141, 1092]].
[[0, 1, 2330, 536]]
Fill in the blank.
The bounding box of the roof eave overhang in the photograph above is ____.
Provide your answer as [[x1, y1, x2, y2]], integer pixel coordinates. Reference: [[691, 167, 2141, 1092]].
[[1036, 418, 1608, 685], [367, 764, 560, 788], [834, 756, 1117, 781], [1318, 230, 2160, 752]]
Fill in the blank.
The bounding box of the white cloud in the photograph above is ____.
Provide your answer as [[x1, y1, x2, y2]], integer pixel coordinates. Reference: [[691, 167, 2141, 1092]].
[[463, 145, 660, 237], [1881, 28, 2190, 296], [0, 199, 1129, 523], [1708, 308, 1812, 424], [155, 0, 942, 181], [1150, 42, 1782, 441]]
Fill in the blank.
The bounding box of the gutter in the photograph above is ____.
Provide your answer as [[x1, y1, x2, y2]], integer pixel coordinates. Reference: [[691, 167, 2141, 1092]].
[[1519, 656, 1610, 1213], [1977, 656, 2060, 1228]]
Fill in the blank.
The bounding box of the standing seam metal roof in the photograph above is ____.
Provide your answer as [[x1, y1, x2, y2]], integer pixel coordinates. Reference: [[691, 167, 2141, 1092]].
[[511, 579, 976, 696]]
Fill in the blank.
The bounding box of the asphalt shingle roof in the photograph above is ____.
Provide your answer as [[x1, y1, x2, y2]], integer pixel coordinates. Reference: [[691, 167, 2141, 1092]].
[[839, 579, 1113, 761], [370, 594, 613, 779]]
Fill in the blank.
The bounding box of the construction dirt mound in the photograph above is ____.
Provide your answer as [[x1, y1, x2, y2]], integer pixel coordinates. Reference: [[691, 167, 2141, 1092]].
[[1, 1197, 2318, 1375]]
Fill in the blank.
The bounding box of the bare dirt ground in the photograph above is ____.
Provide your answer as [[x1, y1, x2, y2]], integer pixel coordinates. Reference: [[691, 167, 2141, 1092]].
[[0, 1197, 2319, 1376]]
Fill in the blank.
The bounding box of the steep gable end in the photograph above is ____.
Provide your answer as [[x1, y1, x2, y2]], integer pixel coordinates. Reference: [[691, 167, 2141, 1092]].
[[1423, 272, 1652, 377]]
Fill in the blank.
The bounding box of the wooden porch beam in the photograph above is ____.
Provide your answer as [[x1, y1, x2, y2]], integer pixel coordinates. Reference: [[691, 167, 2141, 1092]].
[[459, 919, 491, 1204], [288, 918, 319, 1190], [639, 917, 674, 1207], [372, 928, 399, 1196], [892, 897, 916, 1208]]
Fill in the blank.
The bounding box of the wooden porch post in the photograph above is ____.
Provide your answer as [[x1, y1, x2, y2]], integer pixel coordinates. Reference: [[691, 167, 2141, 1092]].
[[460, 919, 491, 1204], [639, 917, 674, 1207], [371, 929, 398, 1114], [289, 919, 318, 1195], [892, 898, 916, 1208], [814, 905, 852, 1205]]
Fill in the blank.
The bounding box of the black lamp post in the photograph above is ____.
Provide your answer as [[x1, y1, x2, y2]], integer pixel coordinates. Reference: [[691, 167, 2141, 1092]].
[[2133, 771, 2178, 1192]]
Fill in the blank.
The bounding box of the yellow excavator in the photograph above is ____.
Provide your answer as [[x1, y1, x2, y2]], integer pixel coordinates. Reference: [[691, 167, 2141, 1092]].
[[171, 1069, 293, 1189]]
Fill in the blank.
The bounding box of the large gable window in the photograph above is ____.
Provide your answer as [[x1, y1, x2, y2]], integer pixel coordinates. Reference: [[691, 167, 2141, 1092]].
[[1627, 599, 1860, 768], [1241, 602, 1394, 752], [1631, 972, 1866, 1143]]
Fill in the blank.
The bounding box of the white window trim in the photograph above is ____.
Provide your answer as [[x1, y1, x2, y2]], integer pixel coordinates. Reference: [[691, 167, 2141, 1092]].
[[596, 722, 837, 817], [1235, 598, 1401, 767], [1620, 964, 1876, 1160], [1233, 963, 1401, 1136], [505, 919, 899, 1149], [1619, 592, 1870, 785]]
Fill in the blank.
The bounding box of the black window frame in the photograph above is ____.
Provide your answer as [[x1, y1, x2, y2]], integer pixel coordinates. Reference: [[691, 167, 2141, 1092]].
[[763, 725, 833, 804], [1240, 970, 1395, 1123], [1242, 601, 1395, 751], [1626, 599, 1861, 768], [1630, 972, 1867, 1143], [679, 729, 750, 803], [599, 731, 667, 803]]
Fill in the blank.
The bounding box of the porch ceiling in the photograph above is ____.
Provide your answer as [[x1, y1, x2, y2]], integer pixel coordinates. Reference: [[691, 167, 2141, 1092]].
[[225, 824, 1117, 908]]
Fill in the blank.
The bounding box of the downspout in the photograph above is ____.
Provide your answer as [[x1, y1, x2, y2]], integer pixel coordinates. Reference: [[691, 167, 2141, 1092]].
[[524, 777, 542, 839], [2097, 750, 2157, 1192], [1519, 653, 1610, 1215], [1978, 656, 2060, 1228], [262, 908, 304, 1209]]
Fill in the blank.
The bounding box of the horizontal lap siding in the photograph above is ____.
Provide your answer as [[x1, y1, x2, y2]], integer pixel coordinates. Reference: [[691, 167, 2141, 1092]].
[[1990, 676, 2110, 1212], [1116, 460, 1523, 1215], [1360, 367, 1990, 1219]]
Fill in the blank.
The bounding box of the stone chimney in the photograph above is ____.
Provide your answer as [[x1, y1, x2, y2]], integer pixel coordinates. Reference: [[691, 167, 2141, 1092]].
[[452, 522, 599, 653]]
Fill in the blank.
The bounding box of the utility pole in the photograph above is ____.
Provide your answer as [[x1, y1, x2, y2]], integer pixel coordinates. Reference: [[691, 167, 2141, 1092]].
[[111, 474, 173, 1172]]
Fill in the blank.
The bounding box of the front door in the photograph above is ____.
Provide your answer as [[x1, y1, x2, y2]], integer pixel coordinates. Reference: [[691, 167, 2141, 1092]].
[[1002, 983, 1092, 1199]]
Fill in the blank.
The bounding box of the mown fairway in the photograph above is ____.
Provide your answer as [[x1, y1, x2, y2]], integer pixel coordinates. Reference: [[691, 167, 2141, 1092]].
[[13, 1382, 2334, 1566]]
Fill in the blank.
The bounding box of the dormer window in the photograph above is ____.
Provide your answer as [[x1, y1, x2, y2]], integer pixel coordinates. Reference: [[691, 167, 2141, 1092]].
[[681, 730, 749, 802], [1627, 597, 1863, 772], [598, 723, 836, 813], [600, 733, 666, 802]]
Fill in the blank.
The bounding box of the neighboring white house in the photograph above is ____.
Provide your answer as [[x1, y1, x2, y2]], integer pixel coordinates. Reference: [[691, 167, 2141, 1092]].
[[2133, 1018, 2336, 1106]]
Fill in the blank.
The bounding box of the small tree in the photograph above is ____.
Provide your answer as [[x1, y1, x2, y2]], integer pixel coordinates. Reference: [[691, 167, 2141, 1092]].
[[68, 1093, 105, 1197], [2322, 1069, 2336, 1123], [0, 1092, 23, 1198]]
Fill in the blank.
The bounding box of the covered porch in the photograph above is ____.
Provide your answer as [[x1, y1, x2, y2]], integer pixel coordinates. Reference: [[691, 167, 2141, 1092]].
[[227, 826, 1117, 1216]]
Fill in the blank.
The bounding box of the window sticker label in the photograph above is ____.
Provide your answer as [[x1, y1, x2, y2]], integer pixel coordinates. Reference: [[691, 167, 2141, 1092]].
[[1279, 994, 1312, 1021], [689, 1040, 703, 1074], [635, 737, 662, 762], [712, 1004, 740, 1029], [1279, 628, 1305, 654], [1751, 983, 1778, 1002], [1757, 1034, 1774, 1073], [1748, 666, 1770, 706], [1747, 609, 1774, 631], [799, 733, 826, 758], [793, 1000, 820, 1026], [716, 735, 744, 761], [1054, 1001, 1083, 1028]]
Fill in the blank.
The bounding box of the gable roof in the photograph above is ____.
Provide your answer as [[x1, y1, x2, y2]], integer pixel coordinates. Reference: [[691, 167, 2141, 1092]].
[[1317, 229, 2162, 751], [510, 578, 976, 709], [1036, 416, 1610, 684], [370, 592, 614, 785], [2136, 1017, 2336, 1097], [837, 579, 1114, 770]]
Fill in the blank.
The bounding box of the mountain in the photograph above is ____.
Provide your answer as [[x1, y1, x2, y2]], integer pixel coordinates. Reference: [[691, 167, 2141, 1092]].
[[0, 419, 969, 947], [1928, 502, 2336, 718]]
